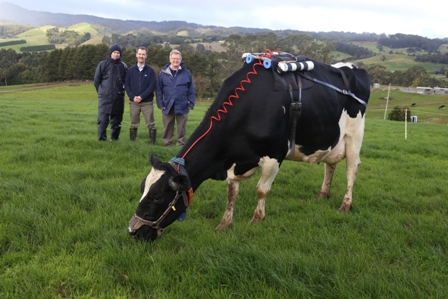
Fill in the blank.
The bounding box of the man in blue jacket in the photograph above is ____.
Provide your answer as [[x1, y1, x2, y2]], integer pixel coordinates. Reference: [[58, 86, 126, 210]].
[[94, 44, 127, 141], [156, 49, 196, 146], [125, 46, 157, 144]]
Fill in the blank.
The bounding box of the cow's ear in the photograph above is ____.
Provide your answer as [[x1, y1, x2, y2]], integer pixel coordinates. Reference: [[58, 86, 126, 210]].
[[150, 153, 163, 169], [168, 175, 189, 192]]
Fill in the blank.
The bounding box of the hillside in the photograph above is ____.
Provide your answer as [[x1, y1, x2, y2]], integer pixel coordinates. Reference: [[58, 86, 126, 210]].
[[3, 23, 447, 76], [0, 2, 275, 36]]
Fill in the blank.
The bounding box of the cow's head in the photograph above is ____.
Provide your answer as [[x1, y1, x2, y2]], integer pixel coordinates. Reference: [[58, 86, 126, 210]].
[[128, 154, 190, 241]]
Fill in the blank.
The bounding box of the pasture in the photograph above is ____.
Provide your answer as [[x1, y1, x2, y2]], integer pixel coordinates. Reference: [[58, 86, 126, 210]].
[[355, 53, 448, 73], [0, 23, 102, 51], [367, 87, 448, 124], [1, 84, 447, 298]]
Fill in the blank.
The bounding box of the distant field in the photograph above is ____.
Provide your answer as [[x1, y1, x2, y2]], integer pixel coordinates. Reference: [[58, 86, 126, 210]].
[[438, 43, 448, 54], [332, 51, 352, 60], [1, 26, 53, 51], [189, 41, 226, 52], [0, 22, 103, 51], [368, 88, 448, 123], [354, 52, 448, 72]]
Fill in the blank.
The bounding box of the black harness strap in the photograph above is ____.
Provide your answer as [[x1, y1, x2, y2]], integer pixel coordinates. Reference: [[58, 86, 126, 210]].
[[288, 75, 302, 155], [298, 72, 367, 106]]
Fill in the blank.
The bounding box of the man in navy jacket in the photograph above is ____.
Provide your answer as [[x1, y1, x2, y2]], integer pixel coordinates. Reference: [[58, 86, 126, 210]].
[[156, 49, 196, 146], [125, 46, 157, 144]]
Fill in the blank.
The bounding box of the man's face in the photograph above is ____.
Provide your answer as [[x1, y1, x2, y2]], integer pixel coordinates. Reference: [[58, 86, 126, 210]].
[[111, 50, 121, 60], [170, 54, 181, 69], [136, 49, 147, 64]]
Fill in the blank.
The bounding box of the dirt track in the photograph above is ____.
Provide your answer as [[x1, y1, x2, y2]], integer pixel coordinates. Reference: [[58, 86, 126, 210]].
[[0, 81, 91, 93]]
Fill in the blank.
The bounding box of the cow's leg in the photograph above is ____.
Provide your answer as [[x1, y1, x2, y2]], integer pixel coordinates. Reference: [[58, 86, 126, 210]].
[[319, 137, 345, 199], [339, 158, 359, 212], [250, 157, 280, 224], [216, 179, 239, 232], [318, 163, 337, 198], [339, 117, 365, 212]]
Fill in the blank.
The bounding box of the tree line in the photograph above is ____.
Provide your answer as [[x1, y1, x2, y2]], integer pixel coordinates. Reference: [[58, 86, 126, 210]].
[[0, 33, 338, 95], [1, 32, 447, 94], [377, 33, 446, 52], [363, 64, 447, 87]]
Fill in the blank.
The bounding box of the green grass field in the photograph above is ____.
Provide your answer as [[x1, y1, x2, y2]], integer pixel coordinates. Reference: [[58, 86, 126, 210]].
[[368, 87, 448, 123], [1, 84, 447, 298]]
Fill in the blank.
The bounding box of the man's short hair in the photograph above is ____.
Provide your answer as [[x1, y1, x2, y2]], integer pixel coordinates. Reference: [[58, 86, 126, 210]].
[[170, 49, 182, 60], [136, 46, 147, 53]]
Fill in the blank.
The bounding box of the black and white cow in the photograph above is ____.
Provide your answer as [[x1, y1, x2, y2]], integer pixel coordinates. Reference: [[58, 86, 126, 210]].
[[439, 105, 446, 109], [128, 52, 371, 241]]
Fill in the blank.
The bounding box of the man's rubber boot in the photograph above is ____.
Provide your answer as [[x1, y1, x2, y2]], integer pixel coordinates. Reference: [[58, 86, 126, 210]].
[[130, 128, 138, 141], [149, 129, 157, 145]]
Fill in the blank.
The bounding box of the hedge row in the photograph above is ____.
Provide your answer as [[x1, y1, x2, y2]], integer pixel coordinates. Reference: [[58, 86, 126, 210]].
[[0, 39, 26, 47], [20, 44, 56, 52]]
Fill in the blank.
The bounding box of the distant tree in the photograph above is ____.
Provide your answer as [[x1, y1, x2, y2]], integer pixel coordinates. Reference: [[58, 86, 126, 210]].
[[183, 51, 207, 77], [72, 45, 101, 80], [388, 106, 411, 122], [58, 47, 75, 80], [204, 52, 222, 97], [0, 48, 18, 85], [3, 63, 28, 85], [196, 43, 206, 53], [146, 44, 171, 68], [364, 64, 389, 85], [121, 46, 135, 66], [102, 35, 111, 45], [43, 49, 63, 82], [193, 75, 210, 100], [176, 42, 194, 54]]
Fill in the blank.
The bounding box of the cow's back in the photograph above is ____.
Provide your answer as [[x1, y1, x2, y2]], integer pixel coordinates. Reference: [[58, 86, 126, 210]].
[[287, 60, 370, 162]]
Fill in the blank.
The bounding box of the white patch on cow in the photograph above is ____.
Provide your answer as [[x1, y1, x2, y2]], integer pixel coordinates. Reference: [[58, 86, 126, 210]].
[[226, 156, 280, 182], [140, 168, 165, 202], [332, 62, 355, 69], [227, 163, 259, 181], [255, 156, 280, 195], [285, 109, 364, 165], [282, 106, 286, 114]]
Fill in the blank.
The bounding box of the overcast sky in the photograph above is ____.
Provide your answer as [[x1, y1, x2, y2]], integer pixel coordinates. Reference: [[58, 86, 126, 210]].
[[6, 0, 447, 39]]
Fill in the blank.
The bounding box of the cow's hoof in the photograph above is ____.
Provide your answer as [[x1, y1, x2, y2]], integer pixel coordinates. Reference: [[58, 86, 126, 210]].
[[338, 205, 351, 212], [249, 217, 264, 225], [215, 222, 232, 232], [318, 192, 330, 198]]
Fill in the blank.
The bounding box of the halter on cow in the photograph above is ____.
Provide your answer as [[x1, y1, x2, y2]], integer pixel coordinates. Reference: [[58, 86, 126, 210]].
[[128, 49, 371, 241]]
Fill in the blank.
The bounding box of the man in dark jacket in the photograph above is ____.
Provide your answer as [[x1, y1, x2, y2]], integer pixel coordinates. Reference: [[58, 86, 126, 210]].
[[94, 44, 127, 141], [125, 46, 157, 144], [156, 49, 196, 146]]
